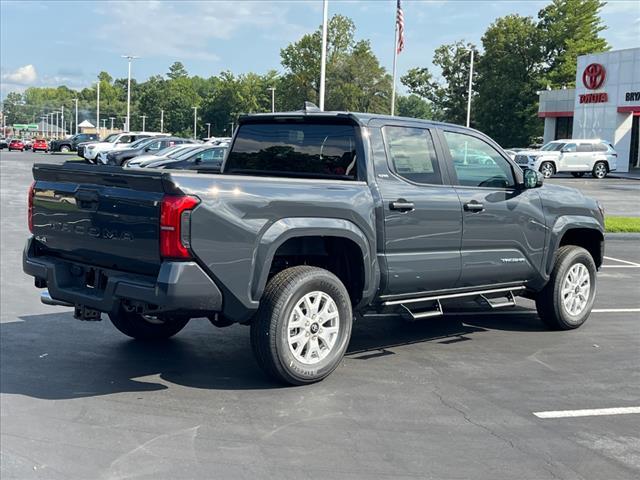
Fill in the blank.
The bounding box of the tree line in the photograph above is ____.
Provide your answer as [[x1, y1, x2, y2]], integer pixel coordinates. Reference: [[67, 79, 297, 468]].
[[2, 0, 608, 146]]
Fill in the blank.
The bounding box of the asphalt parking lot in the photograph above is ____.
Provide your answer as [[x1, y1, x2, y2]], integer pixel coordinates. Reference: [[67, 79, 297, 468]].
[[1, 150, 639, 479]]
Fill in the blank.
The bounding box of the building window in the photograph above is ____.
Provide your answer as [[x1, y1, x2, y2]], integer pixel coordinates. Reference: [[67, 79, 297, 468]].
[[554, 117, 573, 140]]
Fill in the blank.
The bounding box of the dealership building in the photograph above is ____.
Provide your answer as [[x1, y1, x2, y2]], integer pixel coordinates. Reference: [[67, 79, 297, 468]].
[[538, 47, 640, 172]]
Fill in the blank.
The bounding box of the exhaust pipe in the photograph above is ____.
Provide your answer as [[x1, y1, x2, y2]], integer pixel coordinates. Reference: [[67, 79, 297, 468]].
[[40, 290, 73, 308]]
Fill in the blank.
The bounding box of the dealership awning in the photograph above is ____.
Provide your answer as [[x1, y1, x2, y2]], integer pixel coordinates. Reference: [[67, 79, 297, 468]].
[[538, 111, 574, 118], [617, 106, 640, 115]]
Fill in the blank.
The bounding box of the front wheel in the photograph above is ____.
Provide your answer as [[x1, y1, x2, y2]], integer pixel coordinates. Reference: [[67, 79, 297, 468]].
[[60, 145, 71, 153], [250, 266, 353, 385], [592, 161, 608, 179], [539, 162, 555, 178], [535, 246, 597, 330], [109, 307, 190, 340]]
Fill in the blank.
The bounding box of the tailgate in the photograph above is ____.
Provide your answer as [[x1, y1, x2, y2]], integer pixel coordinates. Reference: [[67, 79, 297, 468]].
[[31, 163, 178, 276]]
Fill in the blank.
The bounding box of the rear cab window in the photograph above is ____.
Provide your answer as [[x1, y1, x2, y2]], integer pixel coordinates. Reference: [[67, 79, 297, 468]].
[[382, 126, 442, 185], [225, 118, 360, 181]]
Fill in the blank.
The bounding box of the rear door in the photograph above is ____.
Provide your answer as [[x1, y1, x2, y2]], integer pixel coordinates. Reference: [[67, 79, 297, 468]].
[[371, 122, 462, 295], [572, 142, 594, 170], [440, 129, 546, 288]]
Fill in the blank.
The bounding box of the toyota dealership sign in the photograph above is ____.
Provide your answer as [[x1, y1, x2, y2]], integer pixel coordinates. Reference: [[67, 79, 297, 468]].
[[579, 63, 608, 104]]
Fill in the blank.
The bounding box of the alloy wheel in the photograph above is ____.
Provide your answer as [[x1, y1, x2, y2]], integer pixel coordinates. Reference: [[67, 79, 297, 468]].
[[561, 263, 591, 317]]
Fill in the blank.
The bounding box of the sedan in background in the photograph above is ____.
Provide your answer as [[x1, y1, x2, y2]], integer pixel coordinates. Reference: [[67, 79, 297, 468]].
[[141, 145, 228, 172], [8, 139, 25, 151], [32, 138, 48, 152], [124, 144, 205, 168], [105, 136, 195, 166]]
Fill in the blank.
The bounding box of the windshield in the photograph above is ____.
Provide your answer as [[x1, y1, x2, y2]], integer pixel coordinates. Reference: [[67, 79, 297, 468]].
[[129, 137, 154, 149], [155, 144, 183, 157], [225, 121, 358, 180], [103, 133, 119, 143], [540, 142, 565, 151]]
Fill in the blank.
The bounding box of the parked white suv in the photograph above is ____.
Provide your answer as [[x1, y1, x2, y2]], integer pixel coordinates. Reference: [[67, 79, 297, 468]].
[[514, 139, 617, 179], [83, 132, 165, 163]]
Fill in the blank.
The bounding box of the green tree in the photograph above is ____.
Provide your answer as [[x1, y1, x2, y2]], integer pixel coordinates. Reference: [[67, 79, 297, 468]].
[[396, 94, 435, 120], [167, 61, 189, 80], [475, 15, 544, 147], [538, 0, 609, 87], [401, 41, 478, 124]]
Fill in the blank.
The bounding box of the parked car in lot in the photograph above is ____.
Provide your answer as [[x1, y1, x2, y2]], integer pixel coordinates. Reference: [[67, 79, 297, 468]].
[[124, 144, 205, 168], [8, 139, 25, 151], [24, 110, 605, 385], [50, 133, 99, 153], [83, 132, 166, 163], [140, 145, 227, 171], [31, 138, 48, 152], [0, 138, 8, 150], [104, 137, 194, 166], [514, 139, 617, 179]]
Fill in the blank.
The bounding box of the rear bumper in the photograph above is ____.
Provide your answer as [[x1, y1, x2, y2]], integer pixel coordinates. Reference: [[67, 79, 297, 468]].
[[23, 237, 222, 315]]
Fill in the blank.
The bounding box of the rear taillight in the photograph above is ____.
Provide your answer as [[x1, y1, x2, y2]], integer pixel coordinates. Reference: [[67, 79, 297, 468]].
[[160, 195, 200, 259], [28, 181, 35, 233]]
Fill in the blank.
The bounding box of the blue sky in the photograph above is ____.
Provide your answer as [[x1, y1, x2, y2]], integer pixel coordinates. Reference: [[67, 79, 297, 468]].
[[1, 0, 638, 98]]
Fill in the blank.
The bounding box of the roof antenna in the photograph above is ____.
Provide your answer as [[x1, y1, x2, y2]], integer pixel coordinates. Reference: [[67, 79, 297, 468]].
[[303, 101, 320, 112]]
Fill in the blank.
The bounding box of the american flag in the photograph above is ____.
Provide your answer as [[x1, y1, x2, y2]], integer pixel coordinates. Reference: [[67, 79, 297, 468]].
[[396, 0, 405, 54]]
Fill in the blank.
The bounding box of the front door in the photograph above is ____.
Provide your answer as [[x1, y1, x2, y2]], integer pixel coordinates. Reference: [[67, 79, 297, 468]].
[[440, 129, 547, 288], [371, 124, 462, 295]]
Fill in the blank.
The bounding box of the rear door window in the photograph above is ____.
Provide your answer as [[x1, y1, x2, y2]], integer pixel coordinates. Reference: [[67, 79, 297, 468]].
[[226, 121, 359, 180], [382, 126, 442, 185], [577, 143, 593, 152]]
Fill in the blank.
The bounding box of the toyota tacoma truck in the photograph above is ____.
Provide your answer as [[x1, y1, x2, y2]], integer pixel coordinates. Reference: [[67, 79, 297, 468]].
[[23, 109, 605, 385]]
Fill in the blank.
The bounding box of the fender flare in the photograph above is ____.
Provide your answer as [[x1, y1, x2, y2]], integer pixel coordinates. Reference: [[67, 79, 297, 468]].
[[251, 217, 378, 307], [545, 215, 605, 275]]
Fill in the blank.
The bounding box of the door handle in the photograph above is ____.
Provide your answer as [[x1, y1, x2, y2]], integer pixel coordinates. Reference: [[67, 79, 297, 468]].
[[463, 201, 484, 212], [390, 200, 415, 212]]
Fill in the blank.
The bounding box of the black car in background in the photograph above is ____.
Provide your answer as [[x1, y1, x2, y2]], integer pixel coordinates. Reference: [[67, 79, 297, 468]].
[[106, 136, 194, 166], [142, 145, 228, 171], [50, 133, 99, 153]]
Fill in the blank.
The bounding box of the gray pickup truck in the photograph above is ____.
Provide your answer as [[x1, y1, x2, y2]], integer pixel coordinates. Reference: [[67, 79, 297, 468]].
[[24, 110, 605, 385]]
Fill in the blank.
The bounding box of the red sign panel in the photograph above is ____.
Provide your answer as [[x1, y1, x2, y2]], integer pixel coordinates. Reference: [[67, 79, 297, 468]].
[[579, 93, 608, 104], [582, 63, 606, 90]]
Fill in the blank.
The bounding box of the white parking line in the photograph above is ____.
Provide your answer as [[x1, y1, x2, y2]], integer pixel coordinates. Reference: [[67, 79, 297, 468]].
[[448, 308, 640, 315], [592, 308, 640, 313], [604, 256, 640, 267], [534, 406, 640, 419], [602, 265, 640, 268]]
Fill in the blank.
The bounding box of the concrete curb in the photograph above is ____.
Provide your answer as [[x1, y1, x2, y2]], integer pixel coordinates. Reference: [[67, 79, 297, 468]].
[[609, 174, 640, 181], [605, 233, 640, 240]]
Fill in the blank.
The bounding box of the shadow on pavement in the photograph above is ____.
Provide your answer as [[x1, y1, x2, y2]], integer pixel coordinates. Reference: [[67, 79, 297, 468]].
[[1, 307, 544, 399]]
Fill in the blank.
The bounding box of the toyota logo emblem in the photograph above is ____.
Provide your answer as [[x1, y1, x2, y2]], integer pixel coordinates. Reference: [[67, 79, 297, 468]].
[[582, 63, 606, 90]]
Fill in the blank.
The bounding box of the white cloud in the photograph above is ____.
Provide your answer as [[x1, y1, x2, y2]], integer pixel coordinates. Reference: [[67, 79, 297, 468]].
[[1, 64, 37, 85], [93, 1, 298, 62]]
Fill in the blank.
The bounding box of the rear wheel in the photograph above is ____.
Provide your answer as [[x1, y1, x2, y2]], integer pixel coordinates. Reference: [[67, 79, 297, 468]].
[[250, 266, 353, 385], [60, 145, 71, 153], [571, 172, 585, 178], [539, 162, 555, 178], [592, 161, 608, 179], [109, 307, 190, 340], [535, 246, 596, 330]]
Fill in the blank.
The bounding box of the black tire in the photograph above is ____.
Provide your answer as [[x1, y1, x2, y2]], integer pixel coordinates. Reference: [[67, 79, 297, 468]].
[[571, 172, 585, 178], [539, 161, 555, 178], [592, 161, 608, 179], [535, 246, 597, 330], [60, 145, 71, 153], [109, 307, 190, 340], [250, 266, 353, 385]]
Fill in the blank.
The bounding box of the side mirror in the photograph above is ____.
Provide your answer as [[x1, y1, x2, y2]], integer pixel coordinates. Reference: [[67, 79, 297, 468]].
[[523, 168, 543, 189], [194, 156, 202, 164]]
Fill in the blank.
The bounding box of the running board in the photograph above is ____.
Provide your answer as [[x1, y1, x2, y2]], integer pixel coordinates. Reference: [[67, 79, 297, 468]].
[[383, 286, 525, 307], [400, 300, 443, 321], [480, 291, 517, 309]]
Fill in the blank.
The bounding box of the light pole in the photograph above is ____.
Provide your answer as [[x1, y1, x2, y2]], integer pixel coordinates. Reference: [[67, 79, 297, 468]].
[[268, 87, 276, 113], [41, 116, 46, 138], [205, 122, 211, 139], [60, 105, 64, 137], [121, 55, 139, 131], [229, 121, 235, 135], [160, 109, 164, 133], [54, 111, 59, 139], [466, 48, 474, 128], [122, 117, 127, 130], [74, 98, 78, 134], [109, 117, 115, 133], [101, 119, 107, 136], [319, 0, 328, 111], [96, 81, 100, 136], [140, 115, 147, 131], [192, 106, 198, 139]]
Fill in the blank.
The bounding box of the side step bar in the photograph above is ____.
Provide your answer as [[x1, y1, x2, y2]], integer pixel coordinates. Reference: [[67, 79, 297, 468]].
[[386, 286, 524, 321], [383, 286, 525, 306]]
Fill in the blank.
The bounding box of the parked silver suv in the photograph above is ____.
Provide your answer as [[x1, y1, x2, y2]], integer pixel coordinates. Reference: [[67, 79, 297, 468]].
[[515, 139, 617, 179]]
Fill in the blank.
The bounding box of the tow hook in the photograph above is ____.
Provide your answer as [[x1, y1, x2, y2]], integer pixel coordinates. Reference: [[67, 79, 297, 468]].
[[74, 304, 102, 321]]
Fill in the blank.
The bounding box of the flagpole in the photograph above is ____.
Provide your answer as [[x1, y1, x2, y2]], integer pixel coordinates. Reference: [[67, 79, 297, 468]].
[[390, 10, 399, 115], [319, 0, 329, 111]]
